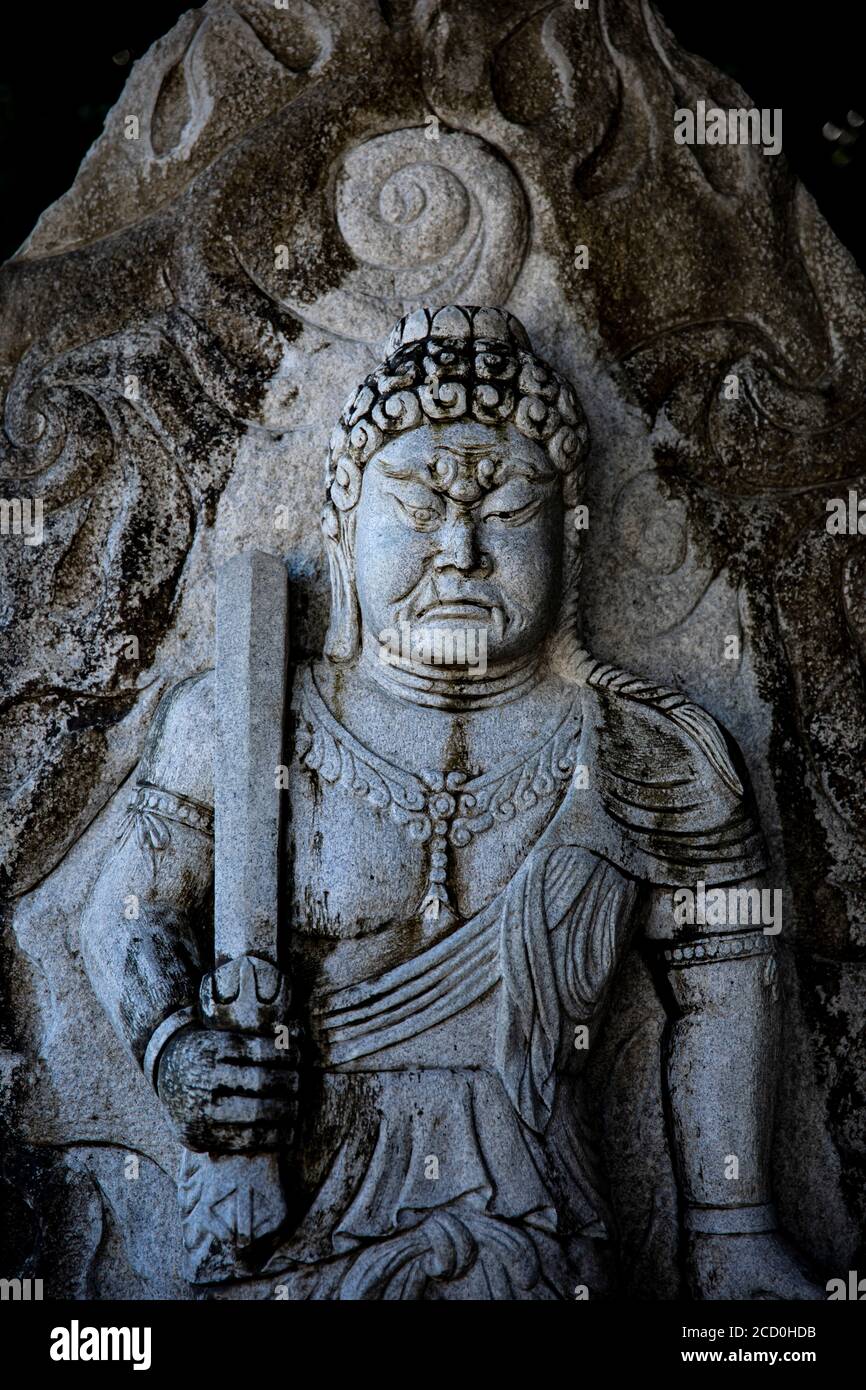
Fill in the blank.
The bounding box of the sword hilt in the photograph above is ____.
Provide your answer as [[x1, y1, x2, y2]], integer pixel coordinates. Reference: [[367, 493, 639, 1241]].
[[199, 954, 290, 1033]]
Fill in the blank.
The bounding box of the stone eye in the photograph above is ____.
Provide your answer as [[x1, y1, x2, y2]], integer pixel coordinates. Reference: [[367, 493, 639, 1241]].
[[483, 499, 540, 526], [393, 496, 441, 530]]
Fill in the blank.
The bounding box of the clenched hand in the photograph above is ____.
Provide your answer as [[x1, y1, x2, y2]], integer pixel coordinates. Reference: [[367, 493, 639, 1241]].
[[157, 1025, 299, 1154]]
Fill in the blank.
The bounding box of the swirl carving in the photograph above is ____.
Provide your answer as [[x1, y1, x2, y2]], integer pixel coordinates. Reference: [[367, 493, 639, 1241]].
[[283, 128, 528, 344]]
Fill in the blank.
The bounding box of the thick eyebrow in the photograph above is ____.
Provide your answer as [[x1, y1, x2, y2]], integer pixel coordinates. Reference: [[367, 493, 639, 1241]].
[[494, 458, 557, 482], [436, 443, 501, 456], [376, 456, 432, 480], [375, 446, 557, 483]]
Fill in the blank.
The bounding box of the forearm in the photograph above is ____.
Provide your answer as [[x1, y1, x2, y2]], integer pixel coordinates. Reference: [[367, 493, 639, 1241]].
[[81, 893, 202, 1069], [81, 788, 213, 1077], [663, 936, 780, 1228]]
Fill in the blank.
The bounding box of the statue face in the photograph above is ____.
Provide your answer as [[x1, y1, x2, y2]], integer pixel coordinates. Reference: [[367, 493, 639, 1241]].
[[353, 420, 563, 667]]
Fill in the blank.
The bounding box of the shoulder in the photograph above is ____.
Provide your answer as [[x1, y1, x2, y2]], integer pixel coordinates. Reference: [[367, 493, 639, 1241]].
[[148, 669, 214, 736], [571, 655, 765, 886], [138, 670, 214, 807], [581, 664, 743, 798]]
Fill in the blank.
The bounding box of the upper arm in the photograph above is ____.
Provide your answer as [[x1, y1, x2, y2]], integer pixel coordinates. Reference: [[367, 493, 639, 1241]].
[[641, 875, 778, 1022], [80, 672, 216, 1060], [137, 670, 215, 810], [96, 669, 216, 913], [642, 875, 776, 943]]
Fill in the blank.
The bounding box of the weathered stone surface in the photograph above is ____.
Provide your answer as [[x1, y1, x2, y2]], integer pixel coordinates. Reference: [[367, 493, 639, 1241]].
[[213, 549, 287, 967], [1, 0, 864, 1298]]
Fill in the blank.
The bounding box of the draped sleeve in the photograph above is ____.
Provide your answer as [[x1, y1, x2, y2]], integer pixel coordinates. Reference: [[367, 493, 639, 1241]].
[[550, 682, 767, 888]]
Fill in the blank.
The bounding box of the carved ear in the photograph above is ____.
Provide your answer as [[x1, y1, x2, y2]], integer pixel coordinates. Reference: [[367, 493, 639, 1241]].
[[561, 469, 581, 509], [548, 519, 584, 680], [322, 506, 361, 661]]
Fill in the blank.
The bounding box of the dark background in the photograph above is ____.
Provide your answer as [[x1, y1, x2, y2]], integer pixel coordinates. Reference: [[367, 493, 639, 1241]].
[[0, 1, 865, 266]]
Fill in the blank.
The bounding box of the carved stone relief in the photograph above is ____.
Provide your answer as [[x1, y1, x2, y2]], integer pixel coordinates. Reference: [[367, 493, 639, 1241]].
[[1, 0, 864, 1300]]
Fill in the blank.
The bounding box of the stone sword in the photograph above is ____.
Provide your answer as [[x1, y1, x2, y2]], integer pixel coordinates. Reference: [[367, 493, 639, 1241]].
[[179, 549, 291, 1284]]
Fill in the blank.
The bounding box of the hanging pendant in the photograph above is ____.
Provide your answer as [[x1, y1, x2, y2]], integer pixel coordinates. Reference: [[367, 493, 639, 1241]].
[[417, 775, 461, 930]]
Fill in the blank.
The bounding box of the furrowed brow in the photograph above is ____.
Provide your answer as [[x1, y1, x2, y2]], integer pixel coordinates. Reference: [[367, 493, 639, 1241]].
[[436, 444, 501, 457], [376, 456, 432, 480], [495, 458, 557, 482]]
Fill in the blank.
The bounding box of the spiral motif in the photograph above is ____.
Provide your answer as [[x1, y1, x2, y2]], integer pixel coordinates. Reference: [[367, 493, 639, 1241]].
[[287, 129, 528, 343], [339, 159, 471, 272]]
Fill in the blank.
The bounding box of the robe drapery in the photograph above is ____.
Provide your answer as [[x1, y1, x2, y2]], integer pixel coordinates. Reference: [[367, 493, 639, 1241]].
[[256, 665, 766, 1300]]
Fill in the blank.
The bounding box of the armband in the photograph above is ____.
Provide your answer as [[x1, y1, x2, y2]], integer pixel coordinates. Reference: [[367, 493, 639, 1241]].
[[662, 928, 772, 968]]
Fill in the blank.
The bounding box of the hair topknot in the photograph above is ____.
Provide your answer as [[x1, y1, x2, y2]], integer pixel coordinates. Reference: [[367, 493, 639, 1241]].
[[324, 305, 590, 515]]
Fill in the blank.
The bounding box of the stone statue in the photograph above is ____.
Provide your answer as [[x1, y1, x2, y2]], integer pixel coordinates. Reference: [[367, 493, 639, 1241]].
[[80, 303, 820, 1300]]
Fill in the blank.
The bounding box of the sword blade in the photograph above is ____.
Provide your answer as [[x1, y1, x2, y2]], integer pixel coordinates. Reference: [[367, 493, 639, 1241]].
[[214, 549, 288, 968]]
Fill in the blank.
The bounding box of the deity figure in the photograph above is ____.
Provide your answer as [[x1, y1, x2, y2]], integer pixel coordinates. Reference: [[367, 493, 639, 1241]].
[[81, 305, 820, 1300]]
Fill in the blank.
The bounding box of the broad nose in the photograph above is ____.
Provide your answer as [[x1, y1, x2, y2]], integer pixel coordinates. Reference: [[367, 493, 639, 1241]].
[[433, 514, 488, 573]]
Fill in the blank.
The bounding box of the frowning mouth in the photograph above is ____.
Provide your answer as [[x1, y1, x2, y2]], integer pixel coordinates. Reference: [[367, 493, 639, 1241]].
[[419, 601, 493, 621]]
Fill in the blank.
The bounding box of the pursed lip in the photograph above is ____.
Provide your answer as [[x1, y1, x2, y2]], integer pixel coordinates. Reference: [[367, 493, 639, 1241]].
[[418, 600, 492, 620]]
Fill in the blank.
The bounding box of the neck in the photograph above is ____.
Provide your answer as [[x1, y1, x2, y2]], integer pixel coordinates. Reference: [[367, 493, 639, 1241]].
[[360, 628, 543, 710]]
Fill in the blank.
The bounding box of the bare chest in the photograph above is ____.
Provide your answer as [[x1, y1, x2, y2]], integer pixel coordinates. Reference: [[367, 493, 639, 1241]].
[[285, 665, 583, 990]]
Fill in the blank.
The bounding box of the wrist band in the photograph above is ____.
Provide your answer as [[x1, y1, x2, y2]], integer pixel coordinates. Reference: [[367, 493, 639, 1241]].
[[143, 1004, 197, 1090], [685, 1202, 778, 1235]]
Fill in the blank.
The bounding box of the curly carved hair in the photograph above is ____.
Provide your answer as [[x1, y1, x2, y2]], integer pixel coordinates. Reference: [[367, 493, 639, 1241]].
[[324, 304, 589, 518]]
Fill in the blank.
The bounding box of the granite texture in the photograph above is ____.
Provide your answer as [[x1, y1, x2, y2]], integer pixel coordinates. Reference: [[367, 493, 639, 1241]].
[[1, 0, 864, 1299]]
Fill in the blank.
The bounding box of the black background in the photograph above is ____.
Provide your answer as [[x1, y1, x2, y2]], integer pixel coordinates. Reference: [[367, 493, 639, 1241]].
[[0, 3, 865, 264]]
